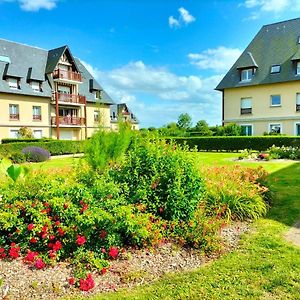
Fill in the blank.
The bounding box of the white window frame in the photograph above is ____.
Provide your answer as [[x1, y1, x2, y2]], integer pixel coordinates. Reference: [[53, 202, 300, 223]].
[[270, 95, 281, 107], [32, 106, 42, 121], [294, 122, 300, 136], [269, 123, 282, 134], [241, 124, 253, 136], [94, 110, 100, 122], [9, 129, 20, 138], [240, 97, 252, 114], [240, 69, 254, 82], [7, 78, 20, 90], [33, 129, 43, 139], [31, 81, 42, 92], [297, 62, 300, 75], [270, 65, 281, 74]]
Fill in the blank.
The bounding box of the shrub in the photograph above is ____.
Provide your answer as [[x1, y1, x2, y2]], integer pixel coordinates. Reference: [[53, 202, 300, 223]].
[[18, 127, 33, 139], [9, 152, 26, 164], [85, 124, 132, 172], [111, 138, 206, 221], [1, 138, 52, 144], [22, 146, 50, 162], [268, 145, 300, 160], [202, 165, 269, 220]]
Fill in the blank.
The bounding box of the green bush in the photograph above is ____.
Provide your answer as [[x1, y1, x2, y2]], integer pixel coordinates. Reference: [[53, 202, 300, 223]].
[[1, 138, 52, 144], [170, 136, 300, 151], [111, 138, 206, 221], [0, 140, 85, 157], [269, 145, 300, 160], [9, 152, 26, 164]]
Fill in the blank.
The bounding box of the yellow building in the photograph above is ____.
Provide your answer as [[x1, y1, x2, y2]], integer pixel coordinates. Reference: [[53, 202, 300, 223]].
[[0, 39, 114, 140], [216, 18, 300, 136]]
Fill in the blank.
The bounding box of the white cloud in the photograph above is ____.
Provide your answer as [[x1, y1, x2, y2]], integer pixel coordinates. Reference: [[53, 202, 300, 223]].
[[2, 0, 58, 11], [243, 0, 300, 15], [178, 7, 196, 24], [188, 46, 242, 73], [169, 16, 180, 28], [169, 7, 196, 29], [80, 60, 223, 127]]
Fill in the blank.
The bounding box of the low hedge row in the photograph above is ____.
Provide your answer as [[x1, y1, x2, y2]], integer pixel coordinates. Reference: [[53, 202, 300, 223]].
[[1, 138, 53, 144], [0, 140, 85, 157], [170, 136, 300, 151]]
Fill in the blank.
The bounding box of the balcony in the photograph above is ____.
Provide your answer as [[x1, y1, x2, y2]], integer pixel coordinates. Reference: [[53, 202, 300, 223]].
[[241, 108, 252, 115], [33, 115, 42, 121], [51, 116, 85, 127], [53, 92, 86, 105], [53, 69, 82, 82], [9, 114, 19, 120], [296, 104, 300, 111]]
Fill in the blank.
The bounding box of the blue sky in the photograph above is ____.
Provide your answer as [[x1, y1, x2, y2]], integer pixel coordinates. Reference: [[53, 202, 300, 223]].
[[1, 0, 300, 128]]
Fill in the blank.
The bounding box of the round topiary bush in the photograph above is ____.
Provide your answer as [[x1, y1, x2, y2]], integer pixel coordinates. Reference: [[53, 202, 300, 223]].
[[9, 152, 26, 164], [22, 146, 51, 162]]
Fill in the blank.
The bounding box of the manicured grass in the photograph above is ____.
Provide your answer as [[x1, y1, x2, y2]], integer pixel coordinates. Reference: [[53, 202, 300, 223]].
[[85, 153, 300, 300]]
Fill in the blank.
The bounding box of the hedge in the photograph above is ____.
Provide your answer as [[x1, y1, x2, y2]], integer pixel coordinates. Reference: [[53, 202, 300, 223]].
[[0, 140, 85, 157], [1, 138, 52, 144], [170, 136, 300, 151]]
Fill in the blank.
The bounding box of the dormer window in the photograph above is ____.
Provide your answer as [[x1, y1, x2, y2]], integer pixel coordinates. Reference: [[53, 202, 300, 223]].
[[271, 65, 281, 74], [94, 90, 101, 99], [240, 68, 254, 82], [31, 81, 42, 92], [7, 77, 20, 90], [298, 36, 300, 44], [296, 62, 300, 75]]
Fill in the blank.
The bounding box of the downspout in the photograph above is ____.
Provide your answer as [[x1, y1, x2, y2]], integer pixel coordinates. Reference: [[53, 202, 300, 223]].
[[55, 92, 60, 139], [222, 90, 225, 126]]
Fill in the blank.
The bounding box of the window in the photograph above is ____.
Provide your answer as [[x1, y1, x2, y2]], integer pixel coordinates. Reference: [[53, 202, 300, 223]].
[[240, 69, 254, 82], [296, 93, 300, 111], [31, 81, 42, 92], [9, 104, 19, 120], [270, 65, 281, 74], [94, 110, 100, 122], [95, 90, 101, 99], [296, 123, 300, 136], [240, 98, 252, 114], [241, 125, 253, 136], [33, 106, 42, 121], [9, 130, 19, 138], [271, 95, 281, 106], [296, 62, 300, 75], [269, 124, 282, 134], [7, 78, 20, 90], [33, 130, 43, 139]]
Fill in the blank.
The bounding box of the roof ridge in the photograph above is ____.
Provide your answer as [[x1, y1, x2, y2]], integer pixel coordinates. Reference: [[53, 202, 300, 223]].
[[262, 17, 300, 28], [0, 38, 47, 52]]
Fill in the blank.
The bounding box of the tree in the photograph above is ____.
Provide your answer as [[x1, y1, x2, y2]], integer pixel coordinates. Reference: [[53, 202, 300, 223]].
[[177, 113, 192, 130], [194, 120, 212, 136]]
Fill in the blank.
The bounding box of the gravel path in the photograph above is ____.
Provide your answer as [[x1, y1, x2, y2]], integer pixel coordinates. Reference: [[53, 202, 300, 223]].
[[0, 222, 250, 300], [285, 221, 300, 247]]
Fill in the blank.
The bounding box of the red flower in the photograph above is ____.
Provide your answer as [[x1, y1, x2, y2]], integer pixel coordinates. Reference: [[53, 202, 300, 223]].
[[99, 230, 107, 239], [79, 274, 95, 291], [53, 241, 62, 252], [24, 250, 38, 262], [48, 251, 56, 259], [101, 268, 107, 275], [109, 247, 118, 259], [29, 237, 38, 244], [27, 223, 34, 231], [9, 245, 20, 259], [76, 235, 86, 246], [42, 225, 48, 233], [16, 229, 21, 234], [44, 202, 50, 207], [49, 235, 55, 241], [57, 228, 65, 237], [0, 248, 5, 253], [0, 248, 6, 259], [80, 204, 89, 214], [35, 258, 46, 269], [41, 233, 47, 239], [68, 277, 75, 285], [63, 203, 69, 209], [55, 221, 60, 226]]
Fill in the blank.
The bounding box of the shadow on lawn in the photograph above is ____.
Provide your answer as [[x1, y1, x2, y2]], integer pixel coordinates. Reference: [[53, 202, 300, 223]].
[[266, 162, 300, 227]]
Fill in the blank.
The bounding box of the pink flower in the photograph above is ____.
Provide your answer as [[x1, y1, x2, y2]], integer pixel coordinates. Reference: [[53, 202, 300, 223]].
[[57, 228, 65, 237], [76, 235, 86, 246], [27, 223, 34, 231], [35, 258, 46, 269], [69, 277, 75, 285], [24, 250, 38, 262], [109, 247, 118, 259], [79, 274, 95, 291], [9, 245, 20, 259], [53, 241, 62, 252]]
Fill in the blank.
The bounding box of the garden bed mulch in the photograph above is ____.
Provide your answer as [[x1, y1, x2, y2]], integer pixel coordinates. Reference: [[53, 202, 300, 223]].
[[0, 222, 249, 300]]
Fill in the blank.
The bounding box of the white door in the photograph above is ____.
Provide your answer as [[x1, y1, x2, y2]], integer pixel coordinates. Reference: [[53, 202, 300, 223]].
[[60, 130, 73, 140]]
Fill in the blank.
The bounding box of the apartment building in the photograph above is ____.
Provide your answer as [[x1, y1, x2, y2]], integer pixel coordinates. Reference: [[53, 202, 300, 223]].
[[216, 18, 300, 136], [110, 103, 139, 131], [0, 39, 115, 140]]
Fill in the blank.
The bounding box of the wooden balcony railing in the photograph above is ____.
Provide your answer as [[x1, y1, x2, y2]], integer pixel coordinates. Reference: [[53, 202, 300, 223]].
[[51, 116, 85, 126], [53, 69, 82, 82], [53, 92, 86, 105], [33, 115, 42, 121], [296, 104, 300, 111], [241, 108, 252, 115], [9, 114, 19, 120]]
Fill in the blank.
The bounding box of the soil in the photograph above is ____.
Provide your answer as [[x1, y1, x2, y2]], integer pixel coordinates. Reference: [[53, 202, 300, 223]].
[[0, 222, 250, 300]]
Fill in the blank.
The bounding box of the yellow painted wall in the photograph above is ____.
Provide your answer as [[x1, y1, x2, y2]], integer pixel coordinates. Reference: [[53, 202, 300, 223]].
[[0, 93, 51, 140], [224, 81, 300, 135]]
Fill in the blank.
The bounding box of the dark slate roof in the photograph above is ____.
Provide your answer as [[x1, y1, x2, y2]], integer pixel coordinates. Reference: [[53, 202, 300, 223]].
[[236, 52, 258, 69], [216, 18, 300, 91], [0, 39, 52, 97], [46, 46, 67, 74], [110, 103, 139, 124], [75, 58, 114, 104]]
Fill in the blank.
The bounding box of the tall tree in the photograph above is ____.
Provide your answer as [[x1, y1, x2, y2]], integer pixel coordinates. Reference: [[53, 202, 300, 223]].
[[194, 120, 212, 136], [177, 113, 192, 130]]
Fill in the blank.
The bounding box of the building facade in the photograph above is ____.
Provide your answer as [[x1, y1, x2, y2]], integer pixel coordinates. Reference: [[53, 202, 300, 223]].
[[0, 39, 114, 140], [110, 103, 139, 131], [216, 18, 300, 136]]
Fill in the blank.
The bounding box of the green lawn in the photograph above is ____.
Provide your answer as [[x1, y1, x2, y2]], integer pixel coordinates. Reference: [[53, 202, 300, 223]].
[[84, 153, 300, 300]]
